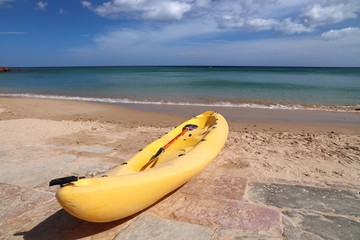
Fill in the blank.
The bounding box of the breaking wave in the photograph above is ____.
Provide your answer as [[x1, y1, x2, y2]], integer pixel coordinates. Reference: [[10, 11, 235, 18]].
[[0, 93, 358, 113]]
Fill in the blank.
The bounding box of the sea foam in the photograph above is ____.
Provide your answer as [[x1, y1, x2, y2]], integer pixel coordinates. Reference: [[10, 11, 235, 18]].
[[0, 93, 358, 113]]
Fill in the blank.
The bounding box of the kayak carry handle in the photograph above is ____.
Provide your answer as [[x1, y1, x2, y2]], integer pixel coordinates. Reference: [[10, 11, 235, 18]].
[[152, 147, 164, 160], [49, 176, 84, 187]]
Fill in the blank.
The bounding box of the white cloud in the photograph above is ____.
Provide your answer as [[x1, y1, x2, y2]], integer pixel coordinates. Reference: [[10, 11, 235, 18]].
[[214, 1, 354, 33], [141, 2, 191, 21], [81, 0, 360, 37], [276, 18, 313, 34], [81, 1, 92, 9], [35, 1, 47, 11], [246, 18, 279, 31], [321, 27, 360, 40], [217, 16, 313, 35], [304, 2, 360, 27], [81, 0, 193, 21]]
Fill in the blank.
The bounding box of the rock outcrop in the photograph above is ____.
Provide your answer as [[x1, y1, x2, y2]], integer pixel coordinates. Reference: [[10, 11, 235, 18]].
[[0, 66, 10, 72]]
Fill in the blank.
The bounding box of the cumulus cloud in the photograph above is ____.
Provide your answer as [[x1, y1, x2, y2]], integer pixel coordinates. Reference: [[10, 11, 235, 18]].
[[214, 0, 359, 33], [81, 0, 193, 21], [35, 1, 47, 11], [81, 0, 360, 36], [304, 1, 360, 27], [142, 2, 191, 20], [321, 27, 360, 40], [246, 18, 279, 31], [217, 16, 313, 34], [64, 1, 360, 66], [276, 18, 313, 34], [208, 1, 358, 34], [81, 1, 92, 9]]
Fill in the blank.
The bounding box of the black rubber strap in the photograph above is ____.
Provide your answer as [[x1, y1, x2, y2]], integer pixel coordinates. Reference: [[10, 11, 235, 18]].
[[49, 176, 83, 187], [152, 147, 164, 160]]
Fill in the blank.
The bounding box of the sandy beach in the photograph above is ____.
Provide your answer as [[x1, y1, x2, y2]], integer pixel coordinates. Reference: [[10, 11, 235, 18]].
[[1, 97, 359, 239]]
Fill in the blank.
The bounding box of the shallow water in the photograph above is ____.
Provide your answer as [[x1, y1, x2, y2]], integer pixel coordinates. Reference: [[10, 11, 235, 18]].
[[0, 66, 359, 111]]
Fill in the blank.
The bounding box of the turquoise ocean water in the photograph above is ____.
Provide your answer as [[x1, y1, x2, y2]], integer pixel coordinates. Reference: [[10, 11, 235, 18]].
[[0, 66, 359, 111]]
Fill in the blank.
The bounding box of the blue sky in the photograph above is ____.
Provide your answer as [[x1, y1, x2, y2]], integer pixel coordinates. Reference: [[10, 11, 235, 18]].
[[1, 0, 360, 67]]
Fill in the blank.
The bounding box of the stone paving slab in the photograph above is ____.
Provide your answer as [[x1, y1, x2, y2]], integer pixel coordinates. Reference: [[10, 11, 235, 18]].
[[2, 201, 132, 240], [114, 214, 213, 240], [0, 154, 77, 188], [3, 168, 360, 240], [1, 201, 61, 240], [283, 211, 360, 240], [214, 228, 284, 240], [0, 183, 53, 226], [180, 175, 247, 201], [247, 182, 360, 216], [282, 215, 323, 240], [150, 193, 282, 236]]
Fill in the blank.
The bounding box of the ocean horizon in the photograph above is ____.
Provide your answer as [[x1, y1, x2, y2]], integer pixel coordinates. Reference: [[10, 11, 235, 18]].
[[1, 66, 359, 112]]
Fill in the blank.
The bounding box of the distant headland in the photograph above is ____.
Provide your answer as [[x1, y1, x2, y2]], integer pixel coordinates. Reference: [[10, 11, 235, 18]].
[[0, 66, 10, 72]]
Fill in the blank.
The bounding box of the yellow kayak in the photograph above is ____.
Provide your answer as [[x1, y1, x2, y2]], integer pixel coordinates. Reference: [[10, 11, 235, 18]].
[[50, 111, 228, 222]]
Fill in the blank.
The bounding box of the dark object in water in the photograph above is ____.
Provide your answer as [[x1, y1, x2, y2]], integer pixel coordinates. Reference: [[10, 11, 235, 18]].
[[0, 67, 10, 72]]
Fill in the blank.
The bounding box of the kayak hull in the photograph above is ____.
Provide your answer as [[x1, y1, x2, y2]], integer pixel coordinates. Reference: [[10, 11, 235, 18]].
[[55, 111, 228, 222]]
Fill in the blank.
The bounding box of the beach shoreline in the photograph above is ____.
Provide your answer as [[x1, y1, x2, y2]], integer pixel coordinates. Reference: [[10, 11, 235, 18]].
[[1, 96, 359, 185], [1, 97, 360, 239], [1, 96, 359, 133], [1, 93, 359, 113]]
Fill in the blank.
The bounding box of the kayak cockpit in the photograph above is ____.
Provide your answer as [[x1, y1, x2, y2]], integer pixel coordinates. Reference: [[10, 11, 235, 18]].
[[107, 112, 217, 174]]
